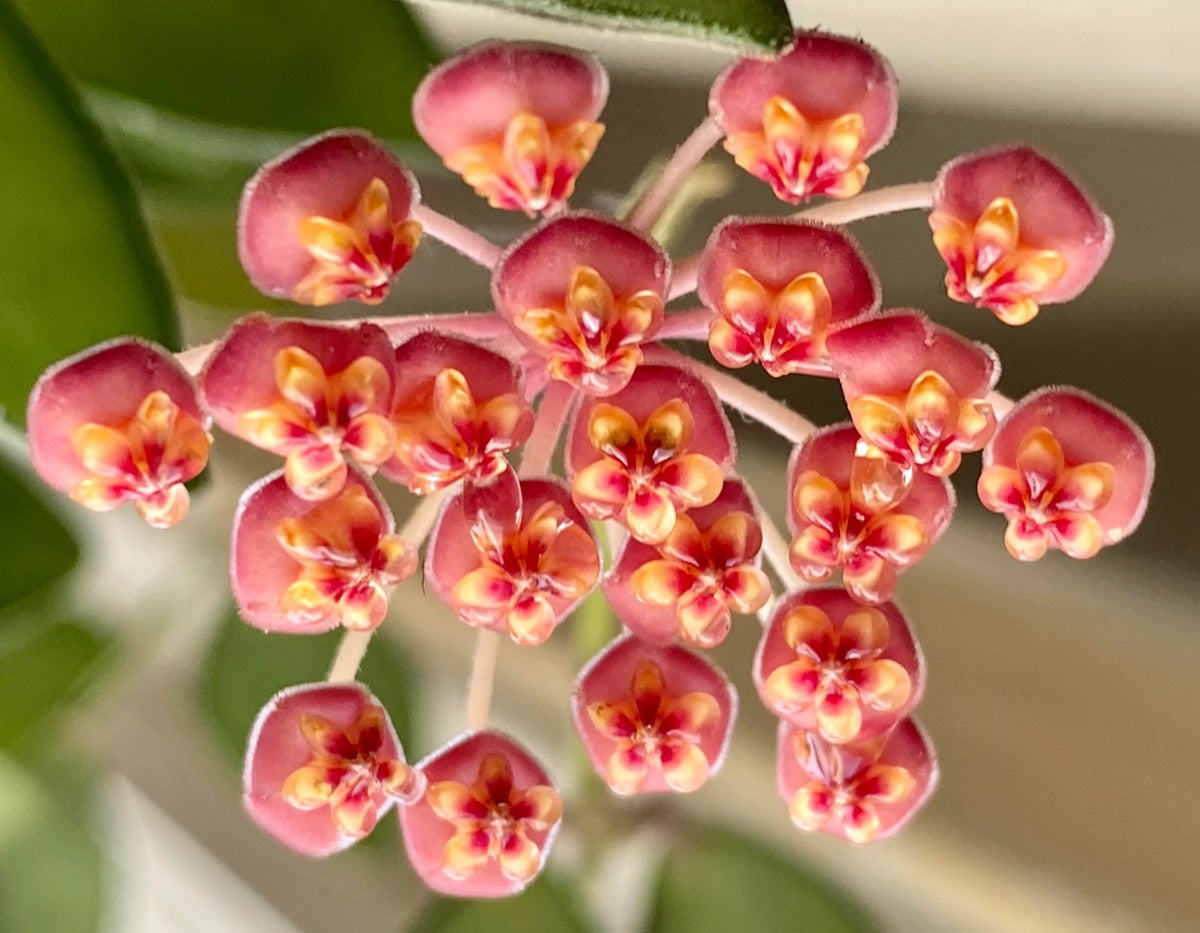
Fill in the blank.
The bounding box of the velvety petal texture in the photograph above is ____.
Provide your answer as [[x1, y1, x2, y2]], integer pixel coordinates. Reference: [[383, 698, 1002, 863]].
[[401, 730, 562, 898], [492, 213, 670, 396], [572, 634, 737, 795], [604, 480, 770, 647], [27, 338, 210, 528], [238, 130, 421, 305], [710, 31, 897, 202], [381, 333, 534, 493], [231, 468, 414, 633], [244, 682, 421, 857], [776, 717, 937, 844], [978, 387, 1153, 559], [414, 41, 608, 214], [754, 587, 922, 744], [697, 218, 880, 376], [930, 146, 1113, 324]]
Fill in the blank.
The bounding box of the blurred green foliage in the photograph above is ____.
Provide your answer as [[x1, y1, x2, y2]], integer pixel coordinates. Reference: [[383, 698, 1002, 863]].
[[412, 876, 597, 932], [0, 442, 79, 609]]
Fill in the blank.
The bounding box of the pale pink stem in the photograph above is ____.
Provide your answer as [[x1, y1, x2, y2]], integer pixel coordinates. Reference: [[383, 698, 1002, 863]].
[[656, 308, 713, 340], [464, 379, 576, 730], [793, 181, 934, 225], [650, 347, 816, 445], [668, 181, 935, 301], [757, 505, 803, 596], [627, 116, 725, 232], [411, 202, 505, 269], [986, 389, 1015, 421], [326, 488, 450, 683]]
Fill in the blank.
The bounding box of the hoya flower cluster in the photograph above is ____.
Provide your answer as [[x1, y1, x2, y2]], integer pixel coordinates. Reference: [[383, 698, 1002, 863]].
[[26, 31, 1152, 896]]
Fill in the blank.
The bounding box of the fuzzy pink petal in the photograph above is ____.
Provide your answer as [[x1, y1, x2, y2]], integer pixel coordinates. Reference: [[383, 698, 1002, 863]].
[[200, 314, 395, 438], [754, 587, 923, 739], [400, 730, 560, 898], [710, 31, 897, 154], [243, 683, 406, 858], [28, 339, 207, 494], [571, 635, 736, 795], [932, 146, 1113, 304], [983, 387, 1153, 544], [825, 309, 1000, 400], [238, 130, 419, 299]]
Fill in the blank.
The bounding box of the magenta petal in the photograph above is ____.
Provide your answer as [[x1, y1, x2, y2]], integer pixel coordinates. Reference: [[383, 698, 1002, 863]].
[[825, 310, 1000, 400], [710, 31, 897, 153], [983, 387, 1153, 544], [413, 41, 608, 157], [238, 130, 419, 299], [27, 338, 207, 494], [243, 682, 407, 858], [753, 587, 924, 739], [492, 212, 670, 341], [200, 314, 395, 438], [776, 717, 938, 843], [400, 730, 560, 898], [698, 218, 880, 335], [231, 467, 393, 633], [572, 635, 736, 794], [933, 146, 1113, 304], [564, 363, 735, 478]]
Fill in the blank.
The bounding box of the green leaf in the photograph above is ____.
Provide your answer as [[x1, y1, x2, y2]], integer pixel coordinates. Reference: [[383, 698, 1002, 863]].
[[0, 439, 79, 610], [200, 609, 419, 764], [423, 0, 794, 51], [0, 754, 103, 933], [14, 0, 435, 139], [412, 876, 597, 933], [650, 827, 877, 933], [0, 0, 177, 427], [0, 622, 108, 755]]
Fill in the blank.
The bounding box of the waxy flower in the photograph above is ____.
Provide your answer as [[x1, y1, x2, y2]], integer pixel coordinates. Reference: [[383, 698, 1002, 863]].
[[698, 218, 879, 376], [401, 731, 562, 897], [202, 315, 396, 500], [27, 339, 210, 528], [777, 719, 937, 844], [244, 683, 422, 857], [573, 635, 735, 795], [606, 481, 770, 647], [710, 31, 898, 202], [788, 425, 954, 604], [755, 588, 920, 745], [428, 475, 600, 645], [381, 333, 533, 493], [929, 146, 1113, 325], [978, 387, 1153, 560], [826, 311, 999, 478], [231, 469, 415, 633], [565, 364, 733, 543], [414, 41, 608, 215], [239, 130, 421, 306], [493, 214, 669, 396]]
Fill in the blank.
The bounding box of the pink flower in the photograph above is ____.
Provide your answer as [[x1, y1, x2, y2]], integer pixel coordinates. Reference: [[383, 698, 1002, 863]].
[[243, 683, 422, 856], [777, 718, 937, 844], [929, 146, 1113, 325], [978, 387, 1153, 560], [231, 469, 415, 633], [414, 41, 608, 215], [492, 213, 670, 396], [565, 363, 733, 543], [710, 31, 898, 202], [698, 218, 880, 376], [573, 635, 736, 795], [755, 588, 921, 744], [238, 130, 421, 306], [201, 314, 396, 500], [27, 339, 210, 528], [401, 730, 562, 897], [826, 310, 999, 478]]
